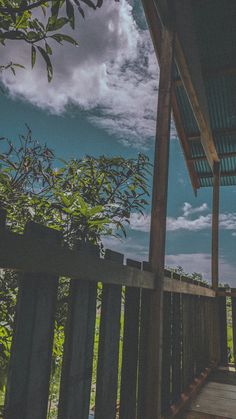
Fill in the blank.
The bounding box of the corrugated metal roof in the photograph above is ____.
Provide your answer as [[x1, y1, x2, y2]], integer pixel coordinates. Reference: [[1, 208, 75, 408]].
[[172, 0, 236, 188]]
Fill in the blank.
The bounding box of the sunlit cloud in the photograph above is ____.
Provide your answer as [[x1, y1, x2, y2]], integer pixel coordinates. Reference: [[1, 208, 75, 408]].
[[129, 203, 236, 234], [0, 0, 162, 149]]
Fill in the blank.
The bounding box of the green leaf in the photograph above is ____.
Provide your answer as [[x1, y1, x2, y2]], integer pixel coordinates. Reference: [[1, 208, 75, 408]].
[[51, 33, 78, 46], [45, 42, 52, 56], [37, 46, 53, 82], [66, 0, 75, 29], [31, 45, 36, 68]]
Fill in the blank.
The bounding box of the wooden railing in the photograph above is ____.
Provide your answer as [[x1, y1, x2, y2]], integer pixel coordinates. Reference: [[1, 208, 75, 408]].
[[0, 211, 222, 419], [216, 288, 236, 366]]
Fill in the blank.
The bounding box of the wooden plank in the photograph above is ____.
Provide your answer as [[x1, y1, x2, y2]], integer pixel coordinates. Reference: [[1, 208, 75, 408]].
[[137, 286, 151, 419], [119, 259, 141, 419], [182, 295, 193, 390], [161, 292, 172, 414], [58, 245, 99, 419], [218, 295, 228, 366], [0, 229, 216, 296], [231, 290, 236, 363], [143, 26, 174, 419], [190, 398, 236, 417], [205, 382, 236, 393], [212, 162, 220, 290], [171, 293, 182, 402], [94, 250, 123, 419], [0, 230, 154, 289], [163, 277, 215, 297], [198, 388, 236, 401], [5, 222, 60, 419]]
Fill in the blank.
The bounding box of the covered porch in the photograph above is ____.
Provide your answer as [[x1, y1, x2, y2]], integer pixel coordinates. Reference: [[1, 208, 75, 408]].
[[1, 0, 236, 418]]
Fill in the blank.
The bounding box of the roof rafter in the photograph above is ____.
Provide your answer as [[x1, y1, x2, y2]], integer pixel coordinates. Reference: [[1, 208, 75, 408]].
[[173, 0, 219, 170]]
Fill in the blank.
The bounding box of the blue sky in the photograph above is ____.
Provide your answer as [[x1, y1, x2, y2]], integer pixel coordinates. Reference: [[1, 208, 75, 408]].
[[1, 0, 236, 284]]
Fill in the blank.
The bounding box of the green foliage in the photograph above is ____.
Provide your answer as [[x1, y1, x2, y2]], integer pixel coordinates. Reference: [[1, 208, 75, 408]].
[[0, 129, 150, 395], [0, 270, 17, 391], [0, 0, 107, 80], [0, 128, 150, 245]]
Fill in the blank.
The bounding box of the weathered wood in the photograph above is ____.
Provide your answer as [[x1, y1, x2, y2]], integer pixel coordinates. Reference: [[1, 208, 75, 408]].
[[119, 259, 141, 419], [137, 286, 151, 419], [171, 293, 182, 402], [182, 295, 194, 389], [161, 292, 172, 414], [5, 222, 60, 419], [95, 250, 123, 419], [231, 289, 236, 363], [142, 25, 174, 419], [218, 295, 228, 366], [164, 277, 215, 297], [212, 162, 220, 290], [0, 230, 154, 289], [58, 245, 99, 419]]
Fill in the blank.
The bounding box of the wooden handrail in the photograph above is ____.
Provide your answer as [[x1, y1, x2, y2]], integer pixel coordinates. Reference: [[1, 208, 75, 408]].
[[0, 228, 216, 296]]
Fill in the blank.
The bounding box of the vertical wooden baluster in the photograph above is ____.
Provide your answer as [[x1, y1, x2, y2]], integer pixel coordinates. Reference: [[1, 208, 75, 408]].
[[95, 250, 123, 419], [58, 244, 99, 419], [231, 290, 236, 364], [171, 293, 181, 403], [218, 290, 228, 366], [5, 222, 60, 419], [161, 292, 172, 415], [119, 259, 141, 419], [137, 261, 152, 419]]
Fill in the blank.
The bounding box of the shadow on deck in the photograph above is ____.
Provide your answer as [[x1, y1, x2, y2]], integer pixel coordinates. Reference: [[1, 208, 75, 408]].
[[183, 367, 236, 419]]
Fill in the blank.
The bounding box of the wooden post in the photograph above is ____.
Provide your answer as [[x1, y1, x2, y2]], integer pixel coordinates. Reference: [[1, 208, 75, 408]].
[[143, 27, 174, 419], [212, 162, 220, 290]]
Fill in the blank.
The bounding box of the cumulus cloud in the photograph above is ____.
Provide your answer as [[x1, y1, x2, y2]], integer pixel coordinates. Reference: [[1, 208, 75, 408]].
[[182, 202, 208, 217], [0, 0, 163, 149], [129, 203, 236, 233]]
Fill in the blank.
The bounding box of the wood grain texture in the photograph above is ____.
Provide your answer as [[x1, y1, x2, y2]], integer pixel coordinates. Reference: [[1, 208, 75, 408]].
[[119, 260, 141, 419], [94, 250, 123, 419], [58, 246, 99, 419], [0, 230, 154, 289], [5, 222, 60, 419]]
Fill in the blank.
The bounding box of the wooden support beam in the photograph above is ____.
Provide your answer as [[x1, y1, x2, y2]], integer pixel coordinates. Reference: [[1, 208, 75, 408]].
[[142, 25, 174, 418], [174, 0, 219, 169], [141, 0, 200, 191], [188, 126, 236, 142], [174, 64, 236, 85], [211, 162, 220, 290]]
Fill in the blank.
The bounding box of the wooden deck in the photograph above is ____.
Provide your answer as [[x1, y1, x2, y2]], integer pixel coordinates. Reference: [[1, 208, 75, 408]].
[[184, 367, 236, 419]]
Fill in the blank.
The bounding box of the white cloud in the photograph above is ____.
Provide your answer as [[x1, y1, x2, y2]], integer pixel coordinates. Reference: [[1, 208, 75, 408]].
[[182, 202, 208, 217], [0, 0, 162, 149], [129, 203, 236, 233]]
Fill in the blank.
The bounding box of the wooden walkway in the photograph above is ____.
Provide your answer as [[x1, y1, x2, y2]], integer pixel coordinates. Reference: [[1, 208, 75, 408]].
[[184, 367, 236, 419]]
